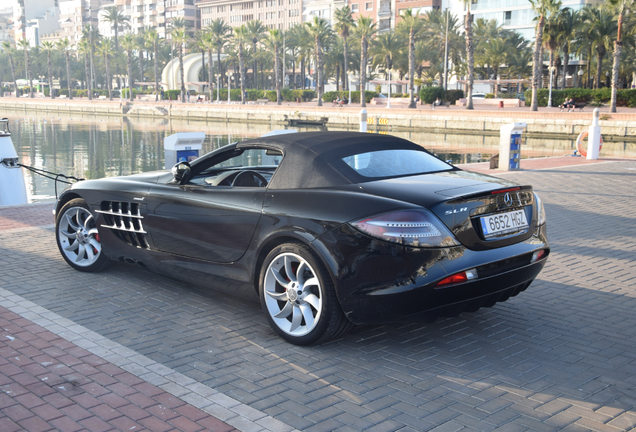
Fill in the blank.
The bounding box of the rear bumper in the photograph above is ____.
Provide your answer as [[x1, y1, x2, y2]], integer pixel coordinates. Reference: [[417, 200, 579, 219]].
[[316, 224, 549, 325]]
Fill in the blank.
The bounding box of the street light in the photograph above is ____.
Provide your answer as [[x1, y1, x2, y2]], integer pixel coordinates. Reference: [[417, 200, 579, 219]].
[[38, 75, 46, 97], [578, 69, 584, 88], [347, 71, 353, 105], [387, 69, 393, 109], [226, 71, 233, 103], [547, 66, 555, 108], [268, 75, 272, 90], [215, 74, 220, 102]]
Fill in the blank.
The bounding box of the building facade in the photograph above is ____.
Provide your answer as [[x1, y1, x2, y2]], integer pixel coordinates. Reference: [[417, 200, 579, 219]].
[[198, 0, 302, 30]]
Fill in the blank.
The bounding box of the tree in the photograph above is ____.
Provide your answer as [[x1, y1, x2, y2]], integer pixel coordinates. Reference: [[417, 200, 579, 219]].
[[264, 30, 283, 104], [82, 25, 100, 92], [556, 8, 580, 90], [479, 37, 508, 96], [102, 6, 129, 52], [369, 32, 403, 79], [77, 38, 92, 100], [1, 42, 18, 97], [334, 6, 354, 91], [170, 26, 189, 103], [353, 17, 377, 107], [529, 0, 561, 111], [41, 41, 55, 99], [306, 17, 332, 106], [207, 19, 232, 86], [18, 39, 34, 98], [136, 28, 147, 87], [55, 38, 73, 100], [582, 5, 617, 90], [97, 38, 115, 100], [121, 33, 136, 101], [609, 0, 634, 112], [246, 20, 267, 89], [234, 25, 250, 104], [145, 29, 162, 101], [397, 9, 423, 108], [461, 0, 476, 109], [200, 31, 216, 102]]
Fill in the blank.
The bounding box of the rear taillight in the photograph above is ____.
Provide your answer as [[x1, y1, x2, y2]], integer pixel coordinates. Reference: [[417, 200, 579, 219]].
[[437, 268, 478, 287], [531, 249, 547, 262], [351, 210, 459, 248]]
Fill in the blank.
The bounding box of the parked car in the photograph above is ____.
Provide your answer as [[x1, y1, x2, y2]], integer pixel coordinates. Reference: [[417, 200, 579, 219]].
[[55, 132, 549, 345], [472, 93, 487, 98]]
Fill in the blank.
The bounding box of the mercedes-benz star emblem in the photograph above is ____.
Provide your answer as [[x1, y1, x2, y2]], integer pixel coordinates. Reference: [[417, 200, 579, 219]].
[[504, 193, 513, 207]]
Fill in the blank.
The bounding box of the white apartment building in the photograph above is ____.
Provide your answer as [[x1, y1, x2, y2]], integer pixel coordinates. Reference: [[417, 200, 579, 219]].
[[8, 0, 60, 44], [302, 0, 345, 26]]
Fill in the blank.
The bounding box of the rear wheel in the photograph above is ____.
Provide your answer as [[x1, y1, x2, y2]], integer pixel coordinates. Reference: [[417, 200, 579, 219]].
[[260, 243, 352, 345], [56, 198, 111, 272]]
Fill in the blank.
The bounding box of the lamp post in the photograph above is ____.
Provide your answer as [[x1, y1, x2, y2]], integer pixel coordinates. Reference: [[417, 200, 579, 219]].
[[547, 66, 555, 108], [268, 75, 272, 90], [38, 75, 45, 96], [226, 71, 233, 103], [215, 74, 220, 102], [348, 71, 353, 105], [387, 69, 392, 109], [578, 69, 584, 89]]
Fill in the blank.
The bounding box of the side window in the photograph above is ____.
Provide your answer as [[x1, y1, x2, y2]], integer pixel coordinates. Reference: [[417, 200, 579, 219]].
[[192, 148, 283, 187]]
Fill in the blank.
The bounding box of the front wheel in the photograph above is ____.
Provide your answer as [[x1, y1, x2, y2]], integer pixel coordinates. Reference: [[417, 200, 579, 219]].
[[259, 243, 352, 345], [56, 198, 111, 272]]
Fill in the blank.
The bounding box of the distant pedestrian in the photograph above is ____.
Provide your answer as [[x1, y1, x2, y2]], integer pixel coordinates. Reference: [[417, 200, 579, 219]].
[[160, 89, 164, 100], [186, 90, 190, 103]]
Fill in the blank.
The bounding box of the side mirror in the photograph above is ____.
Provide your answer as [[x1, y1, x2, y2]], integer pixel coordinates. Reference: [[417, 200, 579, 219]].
[[171, 161, 192, 184]]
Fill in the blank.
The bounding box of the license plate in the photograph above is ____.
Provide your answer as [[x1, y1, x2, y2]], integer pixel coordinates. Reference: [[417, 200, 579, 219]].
[[480, 210, 529, 238]]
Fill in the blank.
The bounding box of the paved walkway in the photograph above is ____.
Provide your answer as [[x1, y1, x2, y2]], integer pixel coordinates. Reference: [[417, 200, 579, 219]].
[[1, 157, 636, 431]]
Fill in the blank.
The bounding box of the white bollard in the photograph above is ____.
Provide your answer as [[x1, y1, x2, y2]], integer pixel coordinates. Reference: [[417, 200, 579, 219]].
[[587, 108, 601, 160], [360, 109, 367, 133], [0, 119, 28, 206]]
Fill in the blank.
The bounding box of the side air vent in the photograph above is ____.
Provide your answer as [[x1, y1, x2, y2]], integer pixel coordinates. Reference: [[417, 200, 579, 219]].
[[96, 201, 149, 249]]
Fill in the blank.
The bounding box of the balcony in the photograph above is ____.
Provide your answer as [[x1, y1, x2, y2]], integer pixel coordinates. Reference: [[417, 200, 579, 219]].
[[377, 7, 391, 17]]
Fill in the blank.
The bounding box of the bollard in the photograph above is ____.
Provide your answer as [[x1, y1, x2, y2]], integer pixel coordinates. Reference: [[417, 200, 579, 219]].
[[586, 108, 601, 160], [360, 109, 367, 133], [0, 118, 28, 206]]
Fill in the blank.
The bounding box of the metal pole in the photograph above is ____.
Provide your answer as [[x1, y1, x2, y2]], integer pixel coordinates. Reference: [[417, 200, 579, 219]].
[[443, 8, 449, 90], [348, 74, 352, 105], [216, 74, 219, 101], [548, 67, 554, 107], [387, 70, 391, 109], [227, 73, 231, 103]]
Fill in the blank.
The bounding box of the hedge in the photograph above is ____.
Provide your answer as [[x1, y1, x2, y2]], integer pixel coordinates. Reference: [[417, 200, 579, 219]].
[[322, 91, 378, 104], [523, 88, 636, 107], [418, 87, 464, 104]]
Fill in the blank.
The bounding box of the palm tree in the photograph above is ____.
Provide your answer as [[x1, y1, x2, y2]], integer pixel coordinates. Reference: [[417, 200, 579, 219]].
[[461, 0, 475, 109], [207, 18, 232, 86], [369, 32, 403, 82], [17, 39, 34, 98], [529, 0, 562, 111], [82, 25, 100, 91], [55, 38, 73, 100], [543, 10, 561, 96], [556, 8, 580, 90], [98, 38, 115, 101], [145, 28, 162, 101], [170, 27, 189, 103], [41, 41, 55, 99], [609, 0, 633, 112], [334, 6, 354, 91], [246, 20, 267, 89], [480, 37, 508, 96], [583, 5, 617, 90], [264, 30, 283, 104], [305, 17, 332, 107], [201, 31, 216, 102], [136, 29, 147, 86], [234, 25, 250, 104], [397, 9, 423, 108], [101, 6, 129, 52], [507, 45, 534, 93], [1, 42, 17, 97], [121, 33, 136, 101], [353, 16, 377, 107], [77, 38, 92, 100]]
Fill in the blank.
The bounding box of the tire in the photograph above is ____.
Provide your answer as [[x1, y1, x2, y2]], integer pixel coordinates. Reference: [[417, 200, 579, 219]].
[[55, 198, 112, 272], [259, 243, 352, 345]]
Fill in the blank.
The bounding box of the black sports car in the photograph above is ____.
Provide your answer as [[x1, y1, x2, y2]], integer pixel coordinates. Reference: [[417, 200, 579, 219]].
[[55, 132, 549, 345]]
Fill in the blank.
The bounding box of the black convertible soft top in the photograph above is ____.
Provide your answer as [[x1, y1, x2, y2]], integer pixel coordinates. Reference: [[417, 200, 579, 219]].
[[235, 131, 439, 190]]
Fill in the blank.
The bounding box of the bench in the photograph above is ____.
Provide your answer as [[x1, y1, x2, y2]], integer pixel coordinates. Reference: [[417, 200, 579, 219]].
[[256, 98, 268, 104]]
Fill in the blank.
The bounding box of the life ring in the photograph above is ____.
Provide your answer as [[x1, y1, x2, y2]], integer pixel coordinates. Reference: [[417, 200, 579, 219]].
[[576, 130, 603, 157]]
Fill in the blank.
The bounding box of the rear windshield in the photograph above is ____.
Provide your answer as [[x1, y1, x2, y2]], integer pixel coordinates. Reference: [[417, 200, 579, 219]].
[[341, 149, 452, 179]]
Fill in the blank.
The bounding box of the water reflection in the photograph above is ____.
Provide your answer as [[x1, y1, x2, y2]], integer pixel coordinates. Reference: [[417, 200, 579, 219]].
[[10, 113, 636, 202]]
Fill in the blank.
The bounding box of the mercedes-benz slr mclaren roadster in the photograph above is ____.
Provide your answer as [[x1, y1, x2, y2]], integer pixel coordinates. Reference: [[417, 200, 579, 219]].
[[54, 132, 549, 345]]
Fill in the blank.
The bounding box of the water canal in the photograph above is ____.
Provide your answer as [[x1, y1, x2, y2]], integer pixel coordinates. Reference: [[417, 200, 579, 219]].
[[10, 113, 636, 202]]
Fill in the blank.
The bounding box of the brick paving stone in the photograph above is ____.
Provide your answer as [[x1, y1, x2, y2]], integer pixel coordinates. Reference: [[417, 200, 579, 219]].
[[2, 160, 636, 431]]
